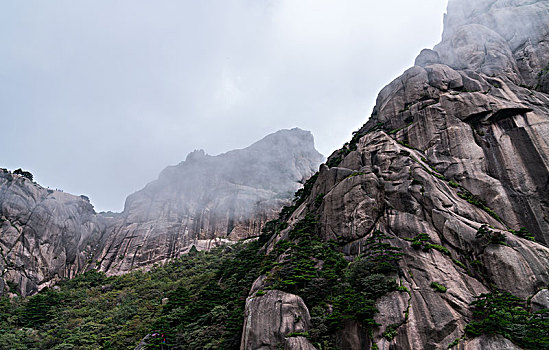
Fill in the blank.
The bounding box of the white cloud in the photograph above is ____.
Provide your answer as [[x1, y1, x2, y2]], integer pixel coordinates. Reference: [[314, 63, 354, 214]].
[[0, 0, 448, 211]]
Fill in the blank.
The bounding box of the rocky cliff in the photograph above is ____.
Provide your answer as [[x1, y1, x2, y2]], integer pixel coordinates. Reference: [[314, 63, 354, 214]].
[[2, 1, 549, 348], [241, 1, 549, 349], [0, 169, 106, 296], [94, 128, 323, 275], [0, 128, 323, 295]]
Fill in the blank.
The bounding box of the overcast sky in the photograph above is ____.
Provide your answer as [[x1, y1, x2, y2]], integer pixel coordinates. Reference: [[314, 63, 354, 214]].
[[1, 0, 448, 212]]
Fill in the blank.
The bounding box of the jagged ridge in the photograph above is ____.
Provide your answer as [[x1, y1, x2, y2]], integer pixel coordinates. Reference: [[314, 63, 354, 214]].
[[0, 128, 323, 296], [241, 1, 549, 349]]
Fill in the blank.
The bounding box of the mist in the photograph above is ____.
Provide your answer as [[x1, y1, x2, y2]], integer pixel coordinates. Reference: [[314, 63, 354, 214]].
[[0, 0, 448, 212]]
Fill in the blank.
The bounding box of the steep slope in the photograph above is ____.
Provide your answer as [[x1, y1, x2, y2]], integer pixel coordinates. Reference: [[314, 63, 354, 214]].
[[241, 1, 549, 349], [0, 169, 106, 296], [93, 128, 323, 275], [373, 0, 549, 245], [0, 128, 324, 295]]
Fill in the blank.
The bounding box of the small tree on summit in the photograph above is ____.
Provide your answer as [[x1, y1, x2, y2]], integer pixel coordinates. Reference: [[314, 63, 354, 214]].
[[13, 168, 33, 181]]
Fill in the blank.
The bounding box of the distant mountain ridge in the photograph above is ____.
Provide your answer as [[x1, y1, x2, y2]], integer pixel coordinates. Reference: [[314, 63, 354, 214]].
[[0, 128, 324, 295], [95, 128, 324, 275]]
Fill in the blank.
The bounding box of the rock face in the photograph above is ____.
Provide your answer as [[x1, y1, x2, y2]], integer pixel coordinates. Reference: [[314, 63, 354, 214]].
[[242, 1, 549, 349], [0, 128, 324, 294], [240, 290, 316, 350], [94, 128, 323, 275], [370, 0, 549, 246], [0, 169, 106, 295]]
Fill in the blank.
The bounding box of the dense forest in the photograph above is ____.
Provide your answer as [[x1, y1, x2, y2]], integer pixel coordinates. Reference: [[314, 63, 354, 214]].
[[1, 203, 547, 349]]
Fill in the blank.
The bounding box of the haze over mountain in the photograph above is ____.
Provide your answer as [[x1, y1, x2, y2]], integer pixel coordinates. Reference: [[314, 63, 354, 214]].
[[96, 128, 323, 275], [0, 0, 448, 213], [240, 0, 549, 348], [0, 0, 548, 349], [0, 128, 323, 295]]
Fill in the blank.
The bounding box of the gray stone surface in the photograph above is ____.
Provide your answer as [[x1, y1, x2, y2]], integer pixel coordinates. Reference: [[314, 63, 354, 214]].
[[361, 0, 549, 246], [1, 1, 549, 349], [0, 128, 324, 295], [0, 169, 106, 295], [240, 289, 315, 350], [460, 334, 523, 349], [247, 1, 549, 349], [95, 128, 323, 275], [531, 288, 549, 312]]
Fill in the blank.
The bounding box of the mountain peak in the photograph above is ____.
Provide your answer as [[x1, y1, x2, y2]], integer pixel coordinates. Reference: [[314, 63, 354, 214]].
[[185, 149, 208, 162]]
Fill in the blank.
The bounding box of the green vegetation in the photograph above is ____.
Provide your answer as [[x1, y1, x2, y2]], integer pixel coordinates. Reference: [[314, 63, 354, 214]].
[[538, 63, 549, 78], [257, 218, 287, 246], [399, 150, 410, 156], [0, 207, 404, 349], [286, 332, 309, 338], [326, 129, 367, 168], [262, 218, 403, 347], [408, 233, 450, 255], [488, 80, 502, 89], [470, 259, 483, 268], [433, 173, 446, 180], [535, 63, 549, 90], [0, 241, 265, 349], [476, 224, 507, 245], [280, 173, 319, 220], [410, 155, 451, 183], [314, 193, 325, 208], [326, 150, 348, 168], [465, 291, 549, 349], [388, 122, 414, 135], [398, 102, 412, 113], [396, 140, 412, 148], [346, 171, 365, 179], [382, 323, 399, 340], [366, 122, 384, 134], [510, 227, 536, 241], [430, 244, 450, 256], [430, 282, 447, 293], [452, 258, 467, 271], [448, 337, 461, 348], [13, 168, 33, 181], [457, 190, 503, 223], [410, 233, 430, 250], [348, 131, 364, 151]]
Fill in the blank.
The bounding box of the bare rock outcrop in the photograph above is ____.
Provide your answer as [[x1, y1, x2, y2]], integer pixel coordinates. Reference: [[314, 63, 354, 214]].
[[460, 335, 523, 350], [311, 132, 549, 349], [94, 128, 323, 275], [240, 289, 315, 350], [242, 1, 549, 349], [363, 0, 549, 246], [0, 169, 107, 295], [0, 128, 324, 294]]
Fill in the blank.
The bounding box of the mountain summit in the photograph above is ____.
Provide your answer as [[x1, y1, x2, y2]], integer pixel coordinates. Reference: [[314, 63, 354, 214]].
[[95, 128, 324, 274], [0, 128, 323, 295], [240, 1, 549, 349]]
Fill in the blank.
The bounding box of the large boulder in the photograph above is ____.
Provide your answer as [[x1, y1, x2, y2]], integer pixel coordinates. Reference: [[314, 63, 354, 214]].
[[240, 289, 316, 350]]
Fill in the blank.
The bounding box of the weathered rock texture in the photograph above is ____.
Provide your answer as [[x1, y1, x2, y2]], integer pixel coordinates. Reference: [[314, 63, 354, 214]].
[[240, 290, 316, 350], [242, 1, 549, 349], [371, 0, 549, 246], [0, 169, 107, 295], [94, 128, 323, 275], [0, 128, 323, 295]]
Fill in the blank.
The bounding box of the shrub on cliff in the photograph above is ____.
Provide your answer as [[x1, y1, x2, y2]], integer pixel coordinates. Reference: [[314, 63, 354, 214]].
[[13, 168, 33, 181]]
